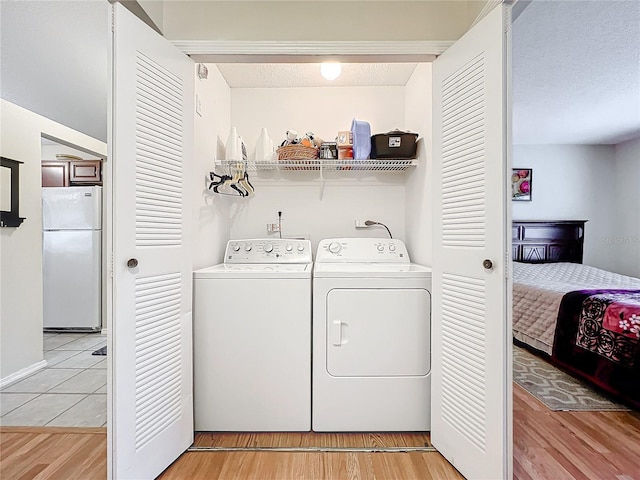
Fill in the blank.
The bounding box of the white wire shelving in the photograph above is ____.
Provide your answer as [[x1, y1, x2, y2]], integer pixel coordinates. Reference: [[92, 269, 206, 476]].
[[213, 158, 418, 199], [214, 158, 417, 171]]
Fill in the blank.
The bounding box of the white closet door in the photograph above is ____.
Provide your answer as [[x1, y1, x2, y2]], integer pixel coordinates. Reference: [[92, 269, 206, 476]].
[[110, 4, 194, 479], [431, 5, 512, 480]]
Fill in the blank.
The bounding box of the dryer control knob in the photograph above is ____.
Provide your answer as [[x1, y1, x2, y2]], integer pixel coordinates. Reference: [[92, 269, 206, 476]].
[[264, 244, 273, 253], [389, 244, 396, 252], [244, 245, 252, 252], [286, 244, 293, 252], [377, 245, 384, 252], [297, 244, 305, 252], [328, 242, 342, 254], [232, 245, 240, 252]]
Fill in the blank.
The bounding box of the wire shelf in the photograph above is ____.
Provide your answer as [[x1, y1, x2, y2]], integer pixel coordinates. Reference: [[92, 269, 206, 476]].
[[215, 158, 417, 172]]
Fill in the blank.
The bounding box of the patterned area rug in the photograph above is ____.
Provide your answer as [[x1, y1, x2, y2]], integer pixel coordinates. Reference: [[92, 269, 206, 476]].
[[513, 345, 630, 411]]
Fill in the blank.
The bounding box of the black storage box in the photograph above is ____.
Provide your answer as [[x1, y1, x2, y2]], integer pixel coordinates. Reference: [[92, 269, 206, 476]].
[[370, 130, 418, 159]]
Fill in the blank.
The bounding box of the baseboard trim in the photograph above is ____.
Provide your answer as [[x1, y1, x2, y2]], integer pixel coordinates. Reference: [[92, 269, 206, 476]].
[[0, 360, 48, 389]]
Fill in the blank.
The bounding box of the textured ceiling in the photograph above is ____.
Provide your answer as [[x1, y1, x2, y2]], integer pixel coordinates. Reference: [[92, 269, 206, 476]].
[[512, 0, 640, 145], [215, 63, 419, 88]]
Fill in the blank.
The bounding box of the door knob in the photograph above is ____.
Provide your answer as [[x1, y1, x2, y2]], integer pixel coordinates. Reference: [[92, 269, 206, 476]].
[[127, 258, 138, 268], [483, 259, 493, 270]]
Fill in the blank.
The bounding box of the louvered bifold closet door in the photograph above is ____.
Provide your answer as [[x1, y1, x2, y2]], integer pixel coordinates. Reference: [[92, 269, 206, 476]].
[[431, 5, 511, 480], [111, 4, 194, 479], [440, 51, 489, 452], [133, 54, 185, 453]]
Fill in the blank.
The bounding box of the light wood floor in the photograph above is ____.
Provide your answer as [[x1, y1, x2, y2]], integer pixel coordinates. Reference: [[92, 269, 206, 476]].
[[2, 385, 640, 479], [159, 450, 461, 480], [0, 427, 106, 479], [513, 384, 640, 479]]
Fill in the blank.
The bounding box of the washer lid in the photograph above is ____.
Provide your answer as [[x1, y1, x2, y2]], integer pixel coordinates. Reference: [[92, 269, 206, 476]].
[[313, 263, 432, 278], [194, 263, 311, 279]]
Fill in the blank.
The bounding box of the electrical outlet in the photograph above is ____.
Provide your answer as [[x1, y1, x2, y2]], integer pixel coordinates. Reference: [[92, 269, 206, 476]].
[[355, 219, 367, 228], [267, 223, 280, 233]]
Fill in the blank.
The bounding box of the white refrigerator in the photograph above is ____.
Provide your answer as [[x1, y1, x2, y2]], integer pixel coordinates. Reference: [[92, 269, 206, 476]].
[[42, 186, 102, 331]]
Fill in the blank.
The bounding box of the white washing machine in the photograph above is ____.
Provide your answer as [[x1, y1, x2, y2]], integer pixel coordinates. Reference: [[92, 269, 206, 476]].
[[313, 238, 432, 432], [193, 238, 312, 431]]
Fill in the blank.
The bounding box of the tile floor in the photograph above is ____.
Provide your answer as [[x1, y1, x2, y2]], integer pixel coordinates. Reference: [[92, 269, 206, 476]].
[[0, 332, 107, 427]]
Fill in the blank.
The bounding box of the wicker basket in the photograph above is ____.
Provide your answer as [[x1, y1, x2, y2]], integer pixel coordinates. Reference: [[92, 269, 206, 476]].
[[277, 145, 319, 160], [276, 145, 319, 170]]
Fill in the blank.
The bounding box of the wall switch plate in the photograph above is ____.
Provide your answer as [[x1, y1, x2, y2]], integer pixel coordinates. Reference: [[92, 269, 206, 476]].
[[195, 94, 202, 117]]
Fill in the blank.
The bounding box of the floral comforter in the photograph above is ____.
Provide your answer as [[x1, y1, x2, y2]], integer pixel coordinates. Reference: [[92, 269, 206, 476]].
[[552, 289, 640, 409]]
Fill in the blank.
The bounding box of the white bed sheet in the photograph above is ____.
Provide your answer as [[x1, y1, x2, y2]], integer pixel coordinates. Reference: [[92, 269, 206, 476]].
[[512, 262, 640, 355]]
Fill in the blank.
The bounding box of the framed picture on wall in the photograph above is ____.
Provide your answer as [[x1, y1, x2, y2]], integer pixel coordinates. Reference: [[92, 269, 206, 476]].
[[512, 168, 532, 201]]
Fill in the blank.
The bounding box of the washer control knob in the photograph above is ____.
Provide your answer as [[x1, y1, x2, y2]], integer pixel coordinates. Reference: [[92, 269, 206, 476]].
[[264, 244, 273, 253], [286, 244, 293, 252], [389, 244, 396, 252], [244, 244, 252, 252], [232, 245, 240, 252], [328, 242, 342, 254], [377, 245, 384, 252], [298, 244, 305, 252]]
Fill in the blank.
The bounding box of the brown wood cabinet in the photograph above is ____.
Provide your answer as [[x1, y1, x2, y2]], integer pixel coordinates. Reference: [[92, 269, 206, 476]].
[[41, 161, 70, 187], [42, 159, 102, 187], [512, 220, 587, 264], [69, 160, 101, 183]]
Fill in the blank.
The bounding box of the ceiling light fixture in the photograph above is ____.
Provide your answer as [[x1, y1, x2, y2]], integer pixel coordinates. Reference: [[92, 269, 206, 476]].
[[320, 62, 342, 81]]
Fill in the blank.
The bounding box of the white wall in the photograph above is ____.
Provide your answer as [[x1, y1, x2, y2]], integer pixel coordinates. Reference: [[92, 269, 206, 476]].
[[230, 86, 406, 152], [228, 182, 406, 250], [511, 144, 617, 271], [139, 0, 164, 32], [162, 1, 480, 42], [227, 85, 412, 251], [193, 65, 233, 269], [0, 100, 107, 381], [612, 136, 640, 277], [404, 63, 433, 266]]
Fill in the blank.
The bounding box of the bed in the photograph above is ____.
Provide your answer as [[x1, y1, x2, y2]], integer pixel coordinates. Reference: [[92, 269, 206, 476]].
[[512, 220, 640, 408]]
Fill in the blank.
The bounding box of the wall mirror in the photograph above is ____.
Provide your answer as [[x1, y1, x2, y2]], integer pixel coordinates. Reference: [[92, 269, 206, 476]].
[[0, 157, 26, 227]]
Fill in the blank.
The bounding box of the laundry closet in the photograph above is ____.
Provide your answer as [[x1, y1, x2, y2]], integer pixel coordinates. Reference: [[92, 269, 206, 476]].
[[193, 62, 433, 267], [192, 60, 434, 430]]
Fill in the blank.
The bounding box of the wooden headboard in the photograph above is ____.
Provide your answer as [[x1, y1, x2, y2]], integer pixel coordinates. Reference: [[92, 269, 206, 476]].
[[512, 220, 586, 264]]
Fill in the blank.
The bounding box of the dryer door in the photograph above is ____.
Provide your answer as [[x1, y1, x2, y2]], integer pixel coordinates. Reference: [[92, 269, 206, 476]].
[[326, 288, 431, 377]]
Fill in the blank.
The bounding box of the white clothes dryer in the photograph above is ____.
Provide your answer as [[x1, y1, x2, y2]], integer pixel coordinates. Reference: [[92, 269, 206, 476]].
[[193, 238, 312, 431], [313, 238, 432, 432]]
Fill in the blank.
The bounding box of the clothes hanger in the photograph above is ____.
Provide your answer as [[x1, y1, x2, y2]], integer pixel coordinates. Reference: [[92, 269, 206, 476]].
[[208, 163, 255, 197], [218, 162, 246, 196], [239, 171, 255, 197]]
